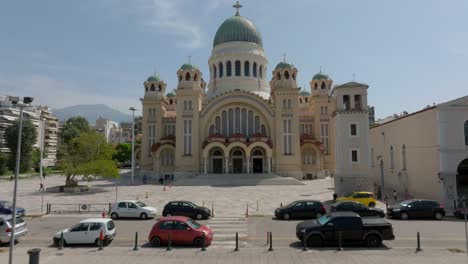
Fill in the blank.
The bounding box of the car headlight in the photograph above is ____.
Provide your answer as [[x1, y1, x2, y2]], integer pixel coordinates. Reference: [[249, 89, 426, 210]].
[[392, 208, 400, 211], [299, 228, 306, 233]]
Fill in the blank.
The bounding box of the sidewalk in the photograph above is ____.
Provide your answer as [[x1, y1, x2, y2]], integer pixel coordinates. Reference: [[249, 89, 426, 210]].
[[0, 246, 464, 264]]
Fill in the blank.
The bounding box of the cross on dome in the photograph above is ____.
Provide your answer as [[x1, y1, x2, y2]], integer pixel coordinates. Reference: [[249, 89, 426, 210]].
[[233, 1, 242, 16], [188, 55, 191, 63]]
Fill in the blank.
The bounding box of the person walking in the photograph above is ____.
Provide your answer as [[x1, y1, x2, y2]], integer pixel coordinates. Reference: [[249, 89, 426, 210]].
[[377, 186, 382, 200], [393, 190, 397, 201], [39, 183, 44, 192], [142, 174, 147, 184]]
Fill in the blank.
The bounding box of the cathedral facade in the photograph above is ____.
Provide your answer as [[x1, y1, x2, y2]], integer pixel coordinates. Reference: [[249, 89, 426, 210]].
[[139, 4, 371, 189]]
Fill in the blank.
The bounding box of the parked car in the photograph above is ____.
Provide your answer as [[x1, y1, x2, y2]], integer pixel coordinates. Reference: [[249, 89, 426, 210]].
[[296, 212, 394, 247], [330, 201, 385, 218], [387, 199, 445, 220], [148, 216, 213, 247], [162, 201, 211, 220], [335, 192, 376, 207], [0, 201, 26, 217], [53, 218, 116, 247], [110, 200, 157, 220], [274, 200, 326, 220], [0, 215, 28, 244]]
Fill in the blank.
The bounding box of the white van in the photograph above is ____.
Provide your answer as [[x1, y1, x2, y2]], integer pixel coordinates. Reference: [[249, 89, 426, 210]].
[[53, 218, 116, 246]]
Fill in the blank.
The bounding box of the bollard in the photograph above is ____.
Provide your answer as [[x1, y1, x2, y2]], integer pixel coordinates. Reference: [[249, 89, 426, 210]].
[[212, 203, 214, 218], [338, 231, 343, 251], [202, 201, 205, 207], [108, 203, 111, 213], [133, 232, 139, 251], [280, 202, 282, 207], [234, 232, 239, 251], [246, 203, 249, 218], [98, 229, 104, 250], [167, 232, 172, 251], [102, 209, 106, 218], [416, 232, 421, 252], [145, 192, 148, 199], [302, 231, 308, 251], [268, 232, 273, 251], [28, 248, 41, 264], [201, 232, 206, 251], [266, 231, 270, 246], [59, 232, 64, 250]]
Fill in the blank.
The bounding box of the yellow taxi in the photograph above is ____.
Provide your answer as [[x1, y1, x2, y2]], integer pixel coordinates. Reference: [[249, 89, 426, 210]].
[[335, 192, 377, 207]]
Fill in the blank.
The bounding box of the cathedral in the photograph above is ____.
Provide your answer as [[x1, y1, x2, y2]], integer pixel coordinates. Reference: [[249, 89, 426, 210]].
[[140, 2, 372, 193]]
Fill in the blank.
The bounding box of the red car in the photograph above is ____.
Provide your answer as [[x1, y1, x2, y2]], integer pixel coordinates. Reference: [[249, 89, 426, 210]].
[[148, 216, 213, 247]]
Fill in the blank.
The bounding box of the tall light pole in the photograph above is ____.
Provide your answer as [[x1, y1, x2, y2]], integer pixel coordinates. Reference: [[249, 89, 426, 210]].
[[8, 96, 33, 264], [39, 118, 46, 214], [129, 107, 137, 185]]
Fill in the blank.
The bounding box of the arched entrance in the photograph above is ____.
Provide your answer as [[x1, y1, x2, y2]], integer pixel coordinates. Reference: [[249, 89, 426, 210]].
[[457, 158, 468, 198], [230, 148, 245, 173], [251, 148, 264, 173], [211, 148, 224, 174]]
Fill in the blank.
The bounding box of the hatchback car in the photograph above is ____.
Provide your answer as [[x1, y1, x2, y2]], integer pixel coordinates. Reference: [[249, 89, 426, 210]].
[[162, 201, 211, 220], [0, 201, 26, 217], [148, 216, 213, 247], [330, 201, 385, 218], [0, 215, 28, 244], [110, 200, 157, 220], [53, 218, 116, 246], [274, 200, 326, 220], [387, 199, 445, 220], [335, 192, 376, 207]]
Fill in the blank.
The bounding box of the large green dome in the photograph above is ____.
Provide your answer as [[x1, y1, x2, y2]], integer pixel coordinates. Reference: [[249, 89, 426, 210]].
[[179, 63, 198, 71], [313, 72, 329, 80], [213, 15, 263, 47], [146, 74, 161, 82]]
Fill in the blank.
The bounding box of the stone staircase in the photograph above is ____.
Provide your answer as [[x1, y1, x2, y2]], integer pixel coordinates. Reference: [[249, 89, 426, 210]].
[[174, 173, 304, 186]]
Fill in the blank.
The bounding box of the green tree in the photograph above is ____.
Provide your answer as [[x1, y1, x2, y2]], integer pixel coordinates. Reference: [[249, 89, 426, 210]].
[[58, 131, 118, 186], [31, 147, 41, 172], [112, 143, 131, 165], [59, 116, 90, 145], [5, 119, 38, 173]]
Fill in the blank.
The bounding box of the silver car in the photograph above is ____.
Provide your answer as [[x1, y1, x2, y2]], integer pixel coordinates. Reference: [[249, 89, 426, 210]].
[[0, 215, 28, 244]]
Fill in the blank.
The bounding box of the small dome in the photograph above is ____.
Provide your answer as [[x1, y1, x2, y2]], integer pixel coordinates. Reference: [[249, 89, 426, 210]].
[[275, 61, 294, 70], [312, 72, 330, 80], [213, 15, 263, 47], [147, 74, 161, 82], [180, 63, 198, 71], [166, 92, 175, 97], [299, 90, 310, 96]]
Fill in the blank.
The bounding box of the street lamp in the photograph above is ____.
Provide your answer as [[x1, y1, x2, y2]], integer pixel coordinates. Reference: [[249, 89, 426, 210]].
[[8, 96, 34, 264], [39, 118, 46, 214], [129, 107, 137, 185]]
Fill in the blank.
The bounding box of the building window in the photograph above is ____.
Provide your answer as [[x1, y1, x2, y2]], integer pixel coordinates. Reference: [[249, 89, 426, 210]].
[[235, 60, 241, 76], [222, 111, 227, 135], [321, 82, 326, 89], [282, 99, 286, 109], [351, 149, 359, 163], [185, 72, 191, 81], [324, 106, 328, 115], [241, 108, 247, 135], [183, 101, 187, 111], [350, 123, 357, 136], [390, 146, 394, 169], [183, 120, 192, 155], [465, 120, 468, 146], [354, 94, 362, 110], [343, 95, 350, 110], [287, 99, 292, 109], [228, 109, 234, 136], [244, 61, 250, 76], [320, 106, 323, 115], [253, 62, 257, 77], [402, 144, 407, 170], [188, 100, 192, 110], [259, 65, 263, 78], [213, 65, 217, 79], [284, 71, 290, 79], [150, 84, 155, 91], [283, 119, 292, 154], [248, 110, 254, 136], [255, 116, 260, 133], [321, 123, 329, 154], [226, 61, 232, 77], [314, 82, 318, 89], [219, 62, 224, 78], [276, 72, 281, 80]]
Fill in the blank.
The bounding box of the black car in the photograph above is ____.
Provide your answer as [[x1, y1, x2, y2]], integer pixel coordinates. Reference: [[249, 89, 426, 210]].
[[162, 201, 211, 220], [330, 201, 385, 218], [296, 212, 394, 247], [387, 199, 445, 220], [275, 200, 326, 220]]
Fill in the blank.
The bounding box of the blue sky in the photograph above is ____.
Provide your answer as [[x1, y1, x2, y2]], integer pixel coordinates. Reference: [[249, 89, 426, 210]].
[[1, 0, 467, 119]]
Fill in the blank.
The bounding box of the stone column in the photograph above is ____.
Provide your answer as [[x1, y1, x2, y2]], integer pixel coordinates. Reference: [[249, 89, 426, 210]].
[[204, 158, 207, 174], [247, 156, 250, 174], [225, 157, 229, 174], [267, 157, 271, 173]]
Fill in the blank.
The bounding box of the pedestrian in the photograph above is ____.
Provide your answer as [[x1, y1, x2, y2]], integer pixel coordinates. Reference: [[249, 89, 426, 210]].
[[39, 183, 44, 192], [142, 174, 147, 184], [393, 190, 397, 201], [377, 186, 382, 200]]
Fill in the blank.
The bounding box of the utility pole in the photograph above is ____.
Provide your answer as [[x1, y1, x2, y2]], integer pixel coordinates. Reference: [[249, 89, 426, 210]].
[[129, 107, 138, 185]]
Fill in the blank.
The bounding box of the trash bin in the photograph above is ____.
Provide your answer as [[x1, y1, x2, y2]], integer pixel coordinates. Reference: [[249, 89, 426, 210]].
[[28, 248, 41, 264]]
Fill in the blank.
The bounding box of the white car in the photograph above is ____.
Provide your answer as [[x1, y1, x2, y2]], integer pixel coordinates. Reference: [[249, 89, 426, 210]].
[[110, 200, 157, 220], [0, 215, 28, 244], [53, 218, 116, 247]]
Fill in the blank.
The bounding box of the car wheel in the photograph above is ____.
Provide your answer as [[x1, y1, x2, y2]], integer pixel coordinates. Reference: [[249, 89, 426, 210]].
[[196, 213, 203, 220], [315, 213, 322, 219], [369, 202, 376, 207], [400, 212, 409, 220], [434, 212, 443, 220], [151, 237, 162, 247], [365, 234, 382, 247], [140, 213, 148, 220], [283, 213, 290, 220], [306, 235, 323, 247], [193, 237, 204, 248], [110, 213, 118, 220], [53, 237, 59, 246]]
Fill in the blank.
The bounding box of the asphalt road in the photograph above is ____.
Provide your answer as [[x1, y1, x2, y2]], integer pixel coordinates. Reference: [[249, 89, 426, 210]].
[[6, 214, 468, 251]]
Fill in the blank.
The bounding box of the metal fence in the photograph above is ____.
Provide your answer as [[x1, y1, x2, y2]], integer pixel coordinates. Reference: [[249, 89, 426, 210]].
[[46, 203, 111, 214]]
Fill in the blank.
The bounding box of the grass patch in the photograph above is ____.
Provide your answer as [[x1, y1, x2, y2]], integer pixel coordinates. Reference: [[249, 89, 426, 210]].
[[447, 248, 465, 253]]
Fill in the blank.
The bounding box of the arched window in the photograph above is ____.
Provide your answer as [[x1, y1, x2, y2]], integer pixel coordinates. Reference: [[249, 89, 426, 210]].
[[226, 61, 232, 77], [222, 111, 227, 135], [465, 120, 468, 146], [402, 144, 407, 170], [244, 61, 250, 76], [320, 106, 324, 115], [233, 150, 243, 156], [189, 101, 193, 110], [299, 98, 303, 104], [158, 84, 162, 91], [305, 97, 308, 103], [276, 72, 281, 80], [253, 62, 257, 77], [287, 99, 292, 109], [185, 72, 191, 81], [324, 106, 328, 115], [145, 87, 148, 92], [254, 116, 260, 133], [235, 60, 241, 76], [150, 84, 155, 91], [253, 150, 262, 156], [321, 82, 326, 89], [213, 150, 222, 156], [194, 73, 198, 81], [219, 62, 223, 78], [314, 82, 318, 89], [213, 65, 217, 79], [209, 125, 215, 135], [261, 124, 266, 135], [215, 116, 221, 133], [183, 101, 188, 111], [259, 65, 263, 78], [284, 71, 290, 79], [169, 99, 173, 104], [390, 146, 394, 169], [282, 99, 287, 109]]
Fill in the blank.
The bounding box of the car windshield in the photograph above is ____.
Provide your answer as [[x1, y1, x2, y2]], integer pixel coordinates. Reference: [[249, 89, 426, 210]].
[[7, 218, 24, 225], [1, 201, 13, 208], [317, 215, 331, 225], [399, 200, 413, 206], [186, 219, 201, 229], [135, 202, 147, 207]]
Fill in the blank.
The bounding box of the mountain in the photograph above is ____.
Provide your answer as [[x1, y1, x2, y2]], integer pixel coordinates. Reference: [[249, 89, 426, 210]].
[[54, 104, 133, 124]]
